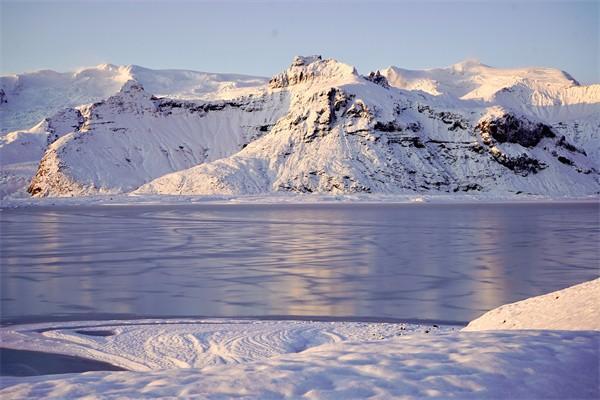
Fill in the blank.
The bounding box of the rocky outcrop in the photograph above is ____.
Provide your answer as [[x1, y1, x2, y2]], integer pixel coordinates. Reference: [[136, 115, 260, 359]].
[[477, 114, 555, 148], [364, 71, 390, 88], [269, 56, 358, 89]]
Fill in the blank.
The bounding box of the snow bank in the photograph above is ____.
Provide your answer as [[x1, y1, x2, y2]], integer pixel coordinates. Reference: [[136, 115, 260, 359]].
[[1, 331, 597, 399], [464, 278, 600, 331]]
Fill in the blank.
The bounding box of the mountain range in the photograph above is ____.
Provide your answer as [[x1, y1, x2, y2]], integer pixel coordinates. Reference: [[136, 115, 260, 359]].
[[1, 56, 598, 199]]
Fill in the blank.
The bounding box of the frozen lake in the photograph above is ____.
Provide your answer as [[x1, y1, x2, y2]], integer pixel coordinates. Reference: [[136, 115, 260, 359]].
[[1, 202, 598, 324]]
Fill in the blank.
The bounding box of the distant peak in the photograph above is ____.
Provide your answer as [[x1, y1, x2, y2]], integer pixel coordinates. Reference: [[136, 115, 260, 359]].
[[451, 59, 487, 72], [119, 80, 146, 94], [96, 63, 120, 71]]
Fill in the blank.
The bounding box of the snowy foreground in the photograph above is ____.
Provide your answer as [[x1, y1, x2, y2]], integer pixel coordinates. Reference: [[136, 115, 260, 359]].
[[1, 279, 598, 399]]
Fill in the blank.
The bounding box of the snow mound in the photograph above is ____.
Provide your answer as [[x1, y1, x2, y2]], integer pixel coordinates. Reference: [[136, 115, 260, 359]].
[[464, 278, 600, 331]]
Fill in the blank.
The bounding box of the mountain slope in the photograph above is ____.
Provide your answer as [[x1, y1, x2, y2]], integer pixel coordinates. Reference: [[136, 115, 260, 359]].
[[27, 81, 289, 196]]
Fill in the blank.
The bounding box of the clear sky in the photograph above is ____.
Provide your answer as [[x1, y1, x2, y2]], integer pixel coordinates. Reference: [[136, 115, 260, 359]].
[[1, 0, 598, 83]]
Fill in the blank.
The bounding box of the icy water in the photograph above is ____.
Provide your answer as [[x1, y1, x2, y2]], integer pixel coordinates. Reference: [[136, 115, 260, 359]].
[[1, 202, 598, 325]]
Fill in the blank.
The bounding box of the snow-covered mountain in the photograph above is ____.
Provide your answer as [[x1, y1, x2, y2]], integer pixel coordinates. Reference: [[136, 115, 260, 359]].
[[25, 81, 288, 196], [0, 64, 267, 134], [136, 56, 599, 197], [2, 56, 599, 199]]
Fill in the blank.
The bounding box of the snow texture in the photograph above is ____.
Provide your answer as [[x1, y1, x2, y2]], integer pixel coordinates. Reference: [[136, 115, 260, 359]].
[[0, 320, 450, 372]]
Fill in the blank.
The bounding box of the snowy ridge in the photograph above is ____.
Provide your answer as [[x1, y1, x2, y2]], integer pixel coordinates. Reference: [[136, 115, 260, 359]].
[[2, 56, 599, 199], [382, 60, 581, 101], [0, 64, 267, 134]]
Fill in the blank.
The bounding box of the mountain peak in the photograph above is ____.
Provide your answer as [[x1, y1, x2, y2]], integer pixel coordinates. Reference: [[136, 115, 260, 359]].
[[291, 55, 323, 67], [119, 79, 146, 95], [451, 59, 487, 72], [95, 63, 121, 72], [269, 55, 358, 89]]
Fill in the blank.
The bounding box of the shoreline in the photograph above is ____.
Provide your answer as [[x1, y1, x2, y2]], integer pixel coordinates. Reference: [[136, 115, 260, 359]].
[[2, 193, 599, 208], [1, 315, 468, 329]]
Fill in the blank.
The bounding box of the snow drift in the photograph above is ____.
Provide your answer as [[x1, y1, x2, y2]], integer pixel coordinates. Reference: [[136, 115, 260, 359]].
[[463, 278, 600, 331]]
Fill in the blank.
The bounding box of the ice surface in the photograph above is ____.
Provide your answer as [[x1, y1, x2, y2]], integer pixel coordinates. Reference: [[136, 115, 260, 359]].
[[2, 203, 598, 323]]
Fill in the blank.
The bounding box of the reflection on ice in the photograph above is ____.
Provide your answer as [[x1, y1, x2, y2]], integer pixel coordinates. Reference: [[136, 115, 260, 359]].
[[1, 203, 598, 323]]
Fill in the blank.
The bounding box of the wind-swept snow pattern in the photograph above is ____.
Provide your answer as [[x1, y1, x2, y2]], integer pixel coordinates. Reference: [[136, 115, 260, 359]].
[[0, 319, 447, 372], [463, 278, 600, 331]]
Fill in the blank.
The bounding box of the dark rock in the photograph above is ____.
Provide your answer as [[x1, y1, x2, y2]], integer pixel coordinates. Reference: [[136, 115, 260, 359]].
[[491, 150, 547, 176], [365, 71, 390, 88], [374, 121, 402, 132], [557, 155, 574, 166], [557, 135, 586, 155], [477, 114, 555, 147]]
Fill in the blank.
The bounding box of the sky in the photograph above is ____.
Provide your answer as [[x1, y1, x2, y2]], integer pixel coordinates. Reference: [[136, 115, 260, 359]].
[[1, 0, 598, 84]]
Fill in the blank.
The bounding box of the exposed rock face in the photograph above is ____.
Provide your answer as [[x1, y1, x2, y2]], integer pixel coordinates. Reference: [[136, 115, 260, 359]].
[[477, 114, 555, 148], [489, 148, 547, 176], [0, 88, 7, 104]]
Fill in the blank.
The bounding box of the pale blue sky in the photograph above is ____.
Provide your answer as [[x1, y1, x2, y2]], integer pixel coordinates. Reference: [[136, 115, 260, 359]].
[[1, 0, 598, 83]]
